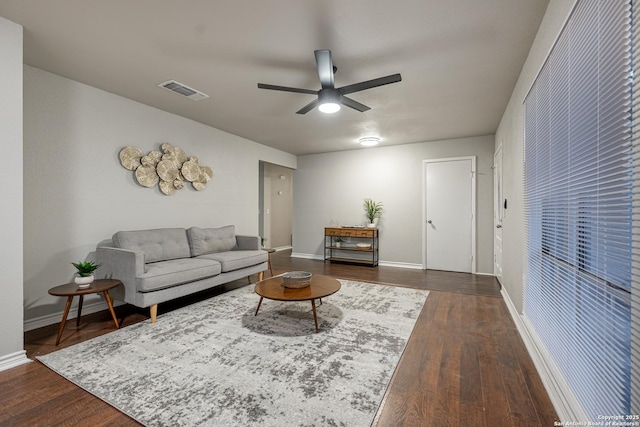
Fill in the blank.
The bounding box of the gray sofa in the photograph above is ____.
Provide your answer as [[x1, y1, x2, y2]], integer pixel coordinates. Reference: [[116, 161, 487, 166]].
[[96, 225, 268, 322]]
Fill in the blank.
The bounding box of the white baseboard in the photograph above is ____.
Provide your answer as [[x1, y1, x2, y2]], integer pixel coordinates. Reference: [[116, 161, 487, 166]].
[[500, 287, 588, 422], [24, 298, 124, 332], [290, 252, 324, 261], [289, 252, 495, 273], [272, 245, 292, 252], [378, 260, 423, 269], [0, 350, 31, 372], [290, 252, 423, 270]]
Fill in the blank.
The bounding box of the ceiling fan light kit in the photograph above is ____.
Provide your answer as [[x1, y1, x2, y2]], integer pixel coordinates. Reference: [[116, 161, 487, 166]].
[[258, 49, 401, 115], [318, 89, 341, 113], [318, 102, 341, 114]]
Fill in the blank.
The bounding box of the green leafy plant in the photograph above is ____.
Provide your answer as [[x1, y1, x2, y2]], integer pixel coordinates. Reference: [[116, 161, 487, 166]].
[[334, 237, 345, 243], [71, 261, 101, 277], [363, 198, 383, 223]]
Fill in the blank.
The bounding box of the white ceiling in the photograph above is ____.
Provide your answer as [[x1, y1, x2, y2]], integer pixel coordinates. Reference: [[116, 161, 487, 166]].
[[0, 0, 549, 155]]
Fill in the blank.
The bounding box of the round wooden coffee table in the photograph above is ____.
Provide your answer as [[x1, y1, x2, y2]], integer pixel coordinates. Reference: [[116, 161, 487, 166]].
[[48, 279, 122, 345], [254, 274, 341, 333]]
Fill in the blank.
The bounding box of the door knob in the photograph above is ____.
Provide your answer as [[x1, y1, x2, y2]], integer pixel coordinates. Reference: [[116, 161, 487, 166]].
[[427, 220, 432, 224], [496, 224, 502, 228]]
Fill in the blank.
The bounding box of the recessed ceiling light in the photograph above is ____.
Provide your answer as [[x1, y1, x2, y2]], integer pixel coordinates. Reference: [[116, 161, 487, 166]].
[[359, 137, 380, 147]]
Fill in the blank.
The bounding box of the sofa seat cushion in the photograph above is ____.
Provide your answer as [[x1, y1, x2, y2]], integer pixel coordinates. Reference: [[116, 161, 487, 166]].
[[196, 250, 267, 273], [137, 258, 222, 292], [113, 228, 191, 263]]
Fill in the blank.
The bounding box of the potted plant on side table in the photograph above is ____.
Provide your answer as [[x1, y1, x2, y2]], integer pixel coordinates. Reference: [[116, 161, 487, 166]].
[[334, 237, 345, 248], [71, 261, 101, 288]]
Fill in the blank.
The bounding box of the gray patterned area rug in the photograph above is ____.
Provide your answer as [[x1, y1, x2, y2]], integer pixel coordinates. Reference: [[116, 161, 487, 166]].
[[38, 280, 428, 427]]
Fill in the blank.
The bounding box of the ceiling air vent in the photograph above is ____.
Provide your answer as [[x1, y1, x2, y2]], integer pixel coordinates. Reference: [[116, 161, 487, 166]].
[[158, 80, 209, 101]]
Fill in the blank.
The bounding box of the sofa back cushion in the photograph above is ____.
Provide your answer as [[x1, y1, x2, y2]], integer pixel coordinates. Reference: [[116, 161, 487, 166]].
[[187, 225, 237, 257], [112, 228, 191, 263]]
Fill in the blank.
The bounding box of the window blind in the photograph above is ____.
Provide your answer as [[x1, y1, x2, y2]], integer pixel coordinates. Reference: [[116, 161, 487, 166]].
[[631, 0, 640, 412], [524, 0, 632, 420]]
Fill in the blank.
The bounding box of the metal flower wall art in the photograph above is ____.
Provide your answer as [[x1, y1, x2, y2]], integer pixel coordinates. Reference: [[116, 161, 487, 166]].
[[119, 143, 212, 195]]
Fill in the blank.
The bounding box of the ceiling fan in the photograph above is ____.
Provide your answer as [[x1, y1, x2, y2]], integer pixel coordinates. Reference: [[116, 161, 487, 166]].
[[257, 49, 402, 114]]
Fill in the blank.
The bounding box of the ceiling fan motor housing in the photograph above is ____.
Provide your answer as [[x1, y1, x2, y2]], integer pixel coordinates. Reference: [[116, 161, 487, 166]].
[[318, 88, 341, 106]]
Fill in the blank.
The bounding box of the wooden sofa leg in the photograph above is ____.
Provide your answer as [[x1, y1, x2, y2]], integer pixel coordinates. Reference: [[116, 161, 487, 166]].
[[150, 304, 158, 323], [258, 271, 264, 281]]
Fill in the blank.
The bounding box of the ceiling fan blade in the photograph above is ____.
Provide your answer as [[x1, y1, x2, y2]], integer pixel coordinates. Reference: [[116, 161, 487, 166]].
[[314, 50, 335, 89], [341, 96, 371, 112], [338, 73, 402, 95], [257, 83, 317, 95], [296, 99, 319, 114]]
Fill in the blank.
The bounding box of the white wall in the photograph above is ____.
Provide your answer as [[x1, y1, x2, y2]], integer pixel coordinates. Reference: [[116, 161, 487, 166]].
[[23, 66, 296, 327], [293, 135, 495, 273], [495, 0, 574, 312], [0, 17, 27, 369]]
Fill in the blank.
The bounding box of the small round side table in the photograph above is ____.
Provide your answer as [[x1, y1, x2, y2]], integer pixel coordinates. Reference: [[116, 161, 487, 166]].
[[48, 279, 122, 345]]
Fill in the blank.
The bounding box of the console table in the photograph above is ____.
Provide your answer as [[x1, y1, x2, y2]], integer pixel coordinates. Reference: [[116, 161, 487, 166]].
[[324, 227, 379, 266]]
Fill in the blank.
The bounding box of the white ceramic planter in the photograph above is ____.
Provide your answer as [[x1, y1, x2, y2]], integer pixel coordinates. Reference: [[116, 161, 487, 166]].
[[74, 274, 94, 288]]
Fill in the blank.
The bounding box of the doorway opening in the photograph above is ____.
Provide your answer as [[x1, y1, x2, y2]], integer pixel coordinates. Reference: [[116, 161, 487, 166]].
[[259, 162, 293, 251]]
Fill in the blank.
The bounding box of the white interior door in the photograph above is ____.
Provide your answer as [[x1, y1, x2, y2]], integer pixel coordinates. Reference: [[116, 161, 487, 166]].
[[423, 157, 476, 273], [493, 146, 504, 283]]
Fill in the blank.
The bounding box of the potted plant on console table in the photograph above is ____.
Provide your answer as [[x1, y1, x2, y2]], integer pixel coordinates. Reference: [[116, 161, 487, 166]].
[[363, 198, 383, 228]]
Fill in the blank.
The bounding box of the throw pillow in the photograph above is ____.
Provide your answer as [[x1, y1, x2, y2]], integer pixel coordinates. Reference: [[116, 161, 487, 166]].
[[188, 225, 237, 257], [112, 228, 191, 263]]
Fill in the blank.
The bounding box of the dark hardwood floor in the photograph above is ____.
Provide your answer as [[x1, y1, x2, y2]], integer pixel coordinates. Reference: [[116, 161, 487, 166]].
[[2, 250, 558, 426]]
